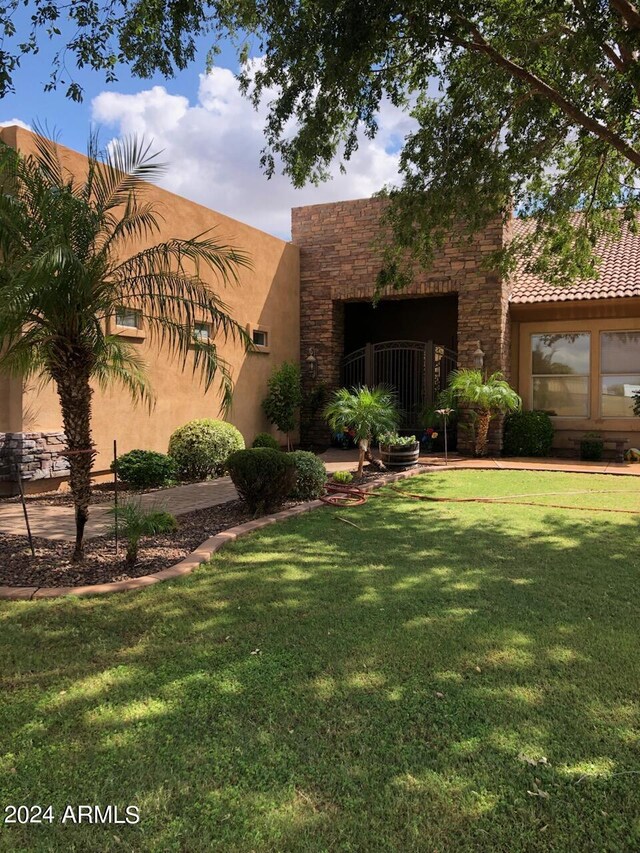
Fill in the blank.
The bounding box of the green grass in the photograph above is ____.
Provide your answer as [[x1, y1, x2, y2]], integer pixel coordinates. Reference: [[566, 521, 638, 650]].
[[1, 470, 640, 851]]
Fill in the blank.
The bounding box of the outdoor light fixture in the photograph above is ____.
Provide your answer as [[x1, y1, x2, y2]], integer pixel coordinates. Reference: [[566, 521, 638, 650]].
[[472, 341, 485, 370], [305, 348, 318, 380]]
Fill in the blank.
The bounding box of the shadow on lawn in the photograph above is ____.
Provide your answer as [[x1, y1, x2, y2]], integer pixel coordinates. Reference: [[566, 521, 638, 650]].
[[1, 489, 639, 851]]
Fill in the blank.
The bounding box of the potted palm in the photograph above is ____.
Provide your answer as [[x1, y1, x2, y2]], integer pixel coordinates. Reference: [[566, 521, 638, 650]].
[[446, 369, 521, 457], [378, 432, 420, 467], [324, 385, 398, 478]]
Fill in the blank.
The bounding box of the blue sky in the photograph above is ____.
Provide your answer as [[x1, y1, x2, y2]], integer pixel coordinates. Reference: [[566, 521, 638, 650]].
[[0, 17, 413, 238]]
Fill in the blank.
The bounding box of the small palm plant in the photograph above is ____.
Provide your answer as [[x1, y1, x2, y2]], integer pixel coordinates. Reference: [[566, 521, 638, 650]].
[[0, 130, 251, 560], [446, 369, 521, 456], [111, 501, 178, 568], [324, 386, 399, 477]]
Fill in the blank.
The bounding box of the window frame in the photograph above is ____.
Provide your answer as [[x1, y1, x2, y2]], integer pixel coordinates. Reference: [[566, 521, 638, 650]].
[[529, 331, 591, 419], [246, 323, 271, 354], [115, 307, 142, 330], [599, 329, 640, 419], [192, 321, 211, 344]]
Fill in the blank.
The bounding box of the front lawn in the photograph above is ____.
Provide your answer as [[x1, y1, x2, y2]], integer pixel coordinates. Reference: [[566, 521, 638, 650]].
[[1, 470, 639, 851]]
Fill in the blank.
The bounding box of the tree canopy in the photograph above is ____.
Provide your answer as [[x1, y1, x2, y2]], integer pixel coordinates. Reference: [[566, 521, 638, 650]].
[[5, 0, 640, 283]]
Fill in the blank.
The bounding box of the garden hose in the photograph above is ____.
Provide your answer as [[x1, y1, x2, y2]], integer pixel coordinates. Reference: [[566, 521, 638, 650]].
[[387, 485, 640, 516], [320, 482, 368, 507]]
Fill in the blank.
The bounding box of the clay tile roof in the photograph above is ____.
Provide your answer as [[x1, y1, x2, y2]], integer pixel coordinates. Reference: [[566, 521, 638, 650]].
[[509, 217, 640, 304]]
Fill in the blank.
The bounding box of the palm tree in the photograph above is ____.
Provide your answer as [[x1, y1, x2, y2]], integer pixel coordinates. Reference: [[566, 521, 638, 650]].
[[446, 369, 521, 456], [324, 386, 399, 478], [0, 131, 251, 560]]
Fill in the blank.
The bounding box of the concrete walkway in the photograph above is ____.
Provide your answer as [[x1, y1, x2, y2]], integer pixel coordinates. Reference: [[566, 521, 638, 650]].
[[1, 452, 638, 542]]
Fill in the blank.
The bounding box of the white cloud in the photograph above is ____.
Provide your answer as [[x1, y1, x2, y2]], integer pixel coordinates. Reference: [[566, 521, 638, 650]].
[[0, 118, 32, 130], [91, 66, 415, 239]]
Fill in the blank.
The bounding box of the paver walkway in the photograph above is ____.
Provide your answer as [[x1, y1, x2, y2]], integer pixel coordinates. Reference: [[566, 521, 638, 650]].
[[0, 477, 238, 541], [1, 452, 638, 541], [320, 448, 640, 476]]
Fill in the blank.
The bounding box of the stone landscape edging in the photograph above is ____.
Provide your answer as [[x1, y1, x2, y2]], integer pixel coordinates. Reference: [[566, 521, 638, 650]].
[[1, 460, 636, 602]]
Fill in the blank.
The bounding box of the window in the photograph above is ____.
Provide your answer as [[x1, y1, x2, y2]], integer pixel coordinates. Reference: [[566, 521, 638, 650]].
[[600, 331, 640, 417], [115, 308, 141, 329], [531, 332, 590, 417], [193, 321, 210, 343], [252, 329, 268, 348]]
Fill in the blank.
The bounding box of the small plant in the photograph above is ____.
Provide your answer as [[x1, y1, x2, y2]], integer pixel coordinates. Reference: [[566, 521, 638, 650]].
[[289, 451, 327, 500], [262, 362, 303, 450], [332, 470, 354, 484], [446, 369, 521, 457], [252, 432, 281, 450], [580, 431, 604, 461], [503, 410, 554, 457], [324, 386, 399, 477], [111, 449, 177, 490], [226, 448, 297, 514], [379, 432, 417, 447], [168, 419, 245, 480], [111, 501, 178, 568]]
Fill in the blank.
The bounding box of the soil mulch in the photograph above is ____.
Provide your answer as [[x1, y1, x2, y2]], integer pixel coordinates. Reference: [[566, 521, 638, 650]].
[[0, 464, 420, 589], [0, 499, 255, 589]]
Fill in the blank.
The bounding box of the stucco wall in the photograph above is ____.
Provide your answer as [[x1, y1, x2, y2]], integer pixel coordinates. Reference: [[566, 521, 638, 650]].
[[292, 198, 510, 450], [1, 127, 300, 479]]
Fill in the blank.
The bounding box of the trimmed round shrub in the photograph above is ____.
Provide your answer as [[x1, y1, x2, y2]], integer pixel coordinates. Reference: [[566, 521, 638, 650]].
[[111, 449, 177, 490], [227, 448, 297, 514], [332, 470, 354, 485], [168, 419, 245, 480], [502, 410, 554, 457], [252, 432, 280, 450], [289, 451, 327, 500]]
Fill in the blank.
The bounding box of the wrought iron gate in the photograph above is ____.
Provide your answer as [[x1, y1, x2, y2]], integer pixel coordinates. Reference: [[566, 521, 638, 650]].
[[342, 340, 457, 429]]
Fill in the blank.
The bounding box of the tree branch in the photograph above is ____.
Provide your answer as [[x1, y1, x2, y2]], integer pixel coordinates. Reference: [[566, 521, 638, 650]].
[[452, 18, 640, 168], [610, 0, 640, 31]]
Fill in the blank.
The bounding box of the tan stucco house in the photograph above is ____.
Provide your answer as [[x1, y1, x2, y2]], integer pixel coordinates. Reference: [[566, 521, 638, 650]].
[[2, 126, 640, 492]]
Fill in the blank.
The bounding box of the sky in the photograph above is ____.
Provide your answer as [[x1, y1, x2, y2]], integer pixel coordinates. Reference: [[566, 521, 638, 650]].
[[0, 21, 414, 240]]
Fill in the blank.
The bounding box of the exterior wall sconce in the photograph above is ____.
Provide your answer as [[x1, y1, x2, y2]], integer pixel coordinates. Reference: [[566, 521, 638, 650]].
[[305, 348, 318, 380], [472, 341, 485, 370]]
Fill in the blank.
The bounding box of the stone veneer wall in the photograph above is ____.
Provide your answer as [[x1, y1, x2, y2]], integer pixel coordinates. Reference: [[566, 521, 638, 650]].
[[0, 431, 69, 492], [292, 198, 512, 452]]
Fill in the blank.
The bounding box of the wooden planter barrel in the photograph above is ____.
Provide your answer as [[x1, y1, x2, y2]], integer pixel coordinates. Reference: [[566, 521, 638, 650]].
[[379, 441, 420, 468]]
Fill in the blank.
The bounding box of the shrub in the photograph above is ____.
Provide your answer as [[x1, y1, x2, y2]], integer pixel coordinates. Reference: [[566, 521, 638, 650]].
[[262, 362, 303, 449], [111, 449, 177, 490], [252, 432, 280, 450], [580, 432, 604, 461], [379, 432, 417, 447], [332, 470, 353, 484], [502, 410, 554, 457], [227, 448, 297, 514], [168, 419, 245, 480], [110, 501, 178, 567], [289, 451, 327, 500]]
